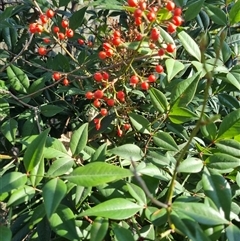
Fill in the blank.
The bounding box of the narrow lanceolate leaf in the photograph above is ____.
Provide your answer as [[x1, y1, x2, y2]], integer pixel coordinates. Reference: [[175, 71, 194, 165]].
[[70, 123, 88, 157], [216, 109, 240, 140], [23, 129, 49, 172], [7, 65, 29, 93], [215, 139, 240, 158], [47, 158, 74, 177], [173, 201, 229, 225], [90, 217, 109, 241], [229, 0, 240, 24], [112, 224, 135, 241], [110, 144, 144, 162], [165, 59, 185, 82], [178, 158, 203, 173], [178, 31, 201, 61], [43, 178, 67, 218], [49, 204, 79, 241], [226, 224, 240, 241], [1, 118, 18, 143], [64, 162, 132, 187], [79, 198, 142, 220], [0, 226, 12, 241], [171, 72, 201, 106], [202, 167, 232, 220], [0, 172, 27, 194], [129, 112, 151, 134], [69, 6, 87, 30], [184, 0, 205, 21], [149, 87, 168, 113], [153, 131, 179, 151]]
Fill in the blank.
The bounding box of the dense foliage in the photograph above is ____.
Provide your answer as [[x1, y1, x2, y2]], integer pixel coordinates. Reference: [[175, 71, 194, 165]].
[[0, 0, 240, 240]]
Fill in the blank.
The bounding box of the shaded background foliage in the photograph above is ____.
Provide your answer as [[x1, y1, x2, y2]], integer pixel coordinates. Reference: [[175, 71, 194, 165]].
[[0, 0, 240, 240]]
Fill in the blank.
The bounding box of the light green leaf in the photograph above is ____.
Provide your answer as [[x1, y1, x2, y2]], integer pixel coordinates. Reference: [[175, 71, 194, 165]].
[[229, 0, 240, 24], [153, 131, 179, 151], [43, 178, 67, 218], [47, 158, 74, 177], [165, 59, 185, 82], [92, 143, 108, 162], [149, 87, 168, 113], [79, 198, 142, 220], [110, 144, 144, 162], [126, 182, 147, 205], [64, 162, 132, 187], [178, 158, 203, 173], [202, 167, 232, 219], [178, 31, 201, 61], [215, 139, 240, 158], [216, 109, 240, 140], [29, 154, 44, 187], [1, 118, 18, 143], [0, 172, 27, 194], [226, 224, 240, 241], [70, 123, 88, 157], [90, 217, 109, 241], [129, 112, 150, 134]]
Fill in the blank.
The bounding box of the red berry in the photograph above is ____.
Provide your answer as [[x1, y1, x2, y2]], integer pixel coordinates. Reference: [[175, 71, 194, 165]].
[[103, 42, 112, 50], [63, 78, 69, 86], [136, 34, 142, 41], [148, 74, 156, 83], [124, 123, 131, 131], [94, 90, 104, 99], [95, 123, 101, 130], [167, 23, 177, 34], [141, 82, 149, 90], [53, 26, 59, 33], [127, 0, 138, 7], [93, 99, 101, 108], [166, 1, 175, 11], [112, 37, 121, 46], [94, 118, 100, 124], [172, 16, 183, 26], [38, 47, 47, 56], [43, 38, 51, 44], [36, 24, 44, 33], [29, 23, 37, 33], [155, 65, 164, 73], [149, 43, 156, 49], [117, 127, 123, 137], [85, 91, 94, 99], [102, 71, 109, 80], [166, 43, 176, 53], [147, 11, 156, 22], [53, 72, 61, 80], [113, 30, 121, 38], [174, 7, 182, 16], [46, 9, 55, 18], [98, 51, 107, 60], [139, 1, 147, 10], [78, 39, 85, 45], [130, 75, 139, 85], [61, 19, 69, 28], [107, 99, 115, 107], [58, 32, 65, 40], [66, 28, 74, 38], [158, 48, 165, 56], [40, 14, 48, 24], [106, 49, 114, 57], [100, 108, 108, 116], [150, 28, 160, 41], [117, 91, 125, 100], [94, 72, 103, 82], [134, 9, 142, 18], [135, 17, 142, 26]]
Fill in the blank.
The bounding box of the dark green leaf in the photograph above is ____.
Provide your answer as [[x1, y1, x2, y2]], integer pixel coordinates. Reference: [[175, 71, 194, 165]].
[[47, 158, 74, 177], [112, 224, 135, 241], [129, 112, 150, 134], [149, 87, 168, 113], [184, 0, 205, 21], [0, 226, 12, 241], [69, 7, 87, 30], [90, 217, 109, 241], [1, 118, 18, 143], [40, 105, 64, 117], [215, 139, 240, 157], [64, 162, 132, 187], [204, 4, 227, 25], [79, 198, 142, 220], [153, 131, 179, 151]]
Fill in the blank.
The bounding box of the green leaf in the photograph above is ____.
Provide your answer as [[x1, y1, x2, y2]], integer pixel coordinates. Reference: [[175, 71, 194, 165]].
[[40, 104, 64, 117], [178, 31, 201, 61], [112, 224, 135, 241], [79, 198, 142, 220], [7, 65, 29, 93], [202, 167, 232, 219], [90, 217, 109, 241], [7, 185, 35, 207], [0, 172, 27, 194], [216, 109, 240, 140], [69, 7, 87, 30], [204, 4, 227, 25], [215, 139, 240, 158], [229, 0, 240, 24], [0, 98, 9, 120], [184, 0, 205, 21], [28, 77, 45, 97], [92, 143, 108, 162], [218, 93, 240, 110], [1, 118, 18, 143], [110, 144, 144, 162], [49, 204, 79, 241], [165, 59, 185, 82], [126, 182, 147, 205], [153, 131, 179, 151], [23, 128, 49, 172], [129, 112, 150, 134], [43, 178, 67, 218], [47, 158, 74, 177], [171, 72, 201, 105], [226, 224, 240, 241], [149, 87, 168, 113], [168, 106, 198, 124], [206, 153, 240, 173], [0, 226, 12, 241], [224, 72, 240, 90], [173, 201, 229, 225], [29, 154, 45, 187], [64, 162, 132, 187], [70, 123, 88, 157], [178, 158, 203, 173]]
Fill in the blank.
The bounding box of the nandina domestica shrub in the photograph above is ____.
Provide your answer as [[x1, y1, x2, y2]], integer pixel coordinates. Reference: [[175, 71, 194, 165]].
[[0, 0, 240, 241]]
